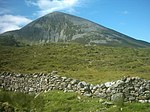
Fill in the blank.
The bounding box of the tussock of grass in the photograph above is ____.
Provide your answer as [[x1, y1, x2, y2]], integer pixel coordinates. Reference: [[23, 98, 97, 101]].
[[0, 90, 43, 111]]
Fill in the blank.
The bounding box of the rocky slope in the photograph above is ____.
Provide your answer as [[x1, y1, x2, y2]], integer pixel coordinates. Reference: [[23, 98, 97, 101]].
[[1, 11, 150, 47]]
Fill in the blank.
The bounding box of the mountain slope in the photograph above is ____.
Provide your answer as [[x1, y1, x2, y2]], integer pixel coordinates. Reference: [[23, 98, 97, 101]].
[[1, 43, 150, 83], [1, 11, 150, 47]]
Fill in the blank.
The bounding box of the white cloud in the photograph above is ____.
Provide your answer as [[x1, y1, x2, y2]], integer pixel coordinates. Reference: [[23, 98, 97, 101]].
[[26, 0, 81, 16], [0, 15, 32, 33]]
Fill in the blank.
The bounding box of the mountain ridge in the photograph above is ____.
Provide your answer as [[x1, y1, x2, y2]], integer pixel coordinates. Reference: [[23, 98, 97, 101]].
[[0, 11, 150, 47]]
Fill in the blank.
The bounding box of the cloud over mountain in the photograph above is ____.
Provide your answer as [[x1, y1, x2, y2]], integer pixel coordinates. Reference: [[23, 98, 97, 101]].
[[26, 0, 81, 16], [0, 15, 32, 33], [0, 0, 82, 33]]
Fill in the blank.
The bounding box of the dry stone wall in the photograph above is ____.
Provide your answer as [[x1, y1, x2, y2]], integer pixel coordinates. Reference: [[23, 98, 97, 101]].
[[0, 71, 150, 103]]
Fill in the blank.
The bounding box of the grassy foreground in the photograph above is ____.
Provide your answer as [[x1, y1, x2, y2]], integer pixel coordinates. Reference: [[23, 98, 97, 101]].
[[0, 43, 150, 84], [0, 90, 150, 112]]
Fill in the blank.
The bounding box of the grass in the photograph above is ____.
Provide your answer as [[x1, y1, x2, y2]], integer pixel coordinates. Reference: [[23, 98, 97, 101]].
[[0, 89, 44, 111], [0, 43, 150, 84], [0, 43, 150, 111], [0, 90, 150, 112], [106, 103, 150, 112], [41, 90, 102, 112]]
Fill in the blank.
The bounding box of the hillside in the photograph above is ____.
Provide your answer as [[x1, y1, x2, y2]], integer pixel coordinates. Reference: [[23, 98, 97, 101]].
[[0, 43, 150, 112], [0, 43, 150, 84], [1, 11, 150, 47]]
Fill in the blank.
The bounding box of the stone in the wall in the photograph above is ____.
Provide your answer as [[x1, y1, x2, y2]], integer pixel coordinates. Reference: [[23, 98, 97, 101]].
[[111, 93, 124, 105]]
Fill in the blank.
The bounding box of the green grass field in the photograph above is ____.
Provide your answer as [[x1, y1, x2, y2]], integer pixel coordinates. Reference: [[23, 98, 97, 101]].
[[0, 90, 150, 112], [0, 43, 150, 83], [0, 43, 150, 111]]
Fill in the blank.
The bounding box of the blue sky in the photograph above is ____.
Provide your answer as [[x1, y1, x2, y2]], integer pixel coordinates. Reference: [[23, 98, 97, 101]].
[[0, 0, 150, 42]]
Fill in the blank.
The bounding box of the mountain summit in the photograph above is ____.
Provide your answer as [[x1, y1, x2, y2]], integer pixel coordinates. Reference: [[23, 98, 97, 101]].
[[1, 11, 150, 47]]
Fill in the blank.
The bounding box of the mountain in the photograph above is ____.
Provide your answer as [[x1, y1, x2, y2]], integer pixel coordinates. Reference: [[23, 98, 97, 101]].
[[0, 11, 150, 47]]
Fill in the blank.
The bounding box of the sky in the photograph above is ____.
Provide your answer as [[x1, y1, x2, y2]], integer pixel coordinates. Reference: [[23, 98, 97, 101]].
[[0, 0, 150, 43]]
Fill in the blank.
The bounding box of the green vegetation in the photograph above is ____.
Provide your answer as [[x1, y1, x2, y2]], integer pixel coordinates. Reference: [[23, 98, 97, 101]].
[[41, 90, 103, 112], [0, 43, 150, 84], [0, 43, 150, 112], [0, 90, 150, 112], [0, 90, 44, 111], [0, 36, 21, 47]]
